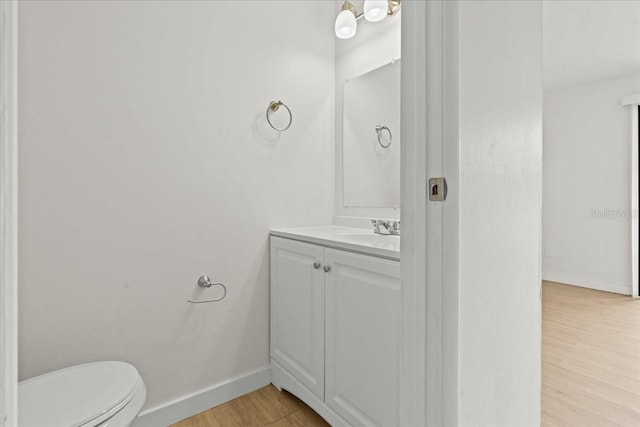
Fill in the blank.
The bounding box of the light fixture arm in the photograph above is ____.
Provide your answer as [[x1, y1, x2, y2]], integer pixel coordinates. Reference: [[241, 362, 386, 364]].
[[341, 0, 357, 15], [341, 1, 365, 20], [352, 0, 401, 20], [387, 0, 401, 16]]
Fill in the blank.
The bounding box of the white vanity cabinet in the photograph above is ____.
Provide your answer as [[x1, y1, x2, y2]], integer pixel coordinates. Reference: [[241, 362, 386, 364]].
[[270, 237, 326, 399], [324, 248, 400, 427], [270, 231, 400, 427]]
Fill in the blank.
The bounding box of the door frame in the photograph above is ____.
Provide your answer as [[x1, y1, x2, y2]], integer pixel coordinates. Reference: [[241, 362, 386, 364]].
[[400, 1, 459, 425], [622, 94, 640, 297], [0, 1, 19, 425]]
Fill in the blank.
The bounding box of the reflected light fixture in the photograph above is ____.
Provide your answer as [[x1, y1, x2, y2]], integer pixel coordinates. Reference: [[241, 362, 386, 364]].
[[364, 0, 389, 22], [334, 0, 401, 39]]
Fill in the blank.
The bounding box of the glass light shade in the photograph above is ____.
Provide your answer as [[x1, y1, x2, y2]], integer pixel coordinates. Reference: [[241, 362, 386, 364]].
[[364, 0, 388, 22], [335, 9, 357, 39]]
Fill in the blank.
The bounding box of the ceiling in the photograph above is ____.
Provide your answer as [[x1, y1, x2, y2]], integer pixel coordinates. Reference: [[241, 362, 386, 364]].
[[543, 0, 640, 92]]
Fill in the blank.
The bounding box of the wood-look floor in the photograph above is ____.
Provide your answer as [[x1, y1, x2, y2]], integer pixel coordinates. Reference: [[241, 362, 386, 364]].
[[173, 280, 639, 427], [170, 385, 329, 427], [542, 280, 640, 426]]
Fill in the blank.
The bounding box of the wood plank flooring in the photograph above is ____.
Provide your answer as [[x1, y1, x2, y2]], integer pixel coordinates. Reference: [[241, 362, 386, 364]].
[[542, 281, 640, 426], [170, 385, 329, 427], [173, 280, 639, 427]]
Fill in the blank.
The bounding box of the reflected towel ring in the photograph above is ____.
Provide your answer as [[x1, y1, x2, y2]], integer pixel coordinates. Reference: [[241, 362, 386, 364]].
[[188, 275, 227, 304], [376, 125, 392, 148], [266, 100, 293, 131]]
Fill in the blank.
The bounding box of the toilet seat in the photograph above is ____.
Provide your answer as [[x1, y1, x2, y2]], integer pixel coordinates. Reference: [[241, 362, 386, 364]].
[[83, 376, 144, 427], [19, 361, 142, 427]]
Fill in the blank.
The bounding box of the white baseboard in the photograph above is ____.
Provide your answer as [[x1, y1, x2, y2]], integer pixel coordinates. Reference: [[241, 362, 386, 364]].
[[134, 366, 271, 427], [542, 272, 631, 296]]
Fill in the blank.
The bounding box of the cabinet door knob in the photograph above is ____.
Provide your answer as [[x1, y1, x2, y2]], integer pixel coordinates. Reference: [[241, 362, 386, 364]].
[[323, 265, 331, 273], [313, 262, 321, 269]]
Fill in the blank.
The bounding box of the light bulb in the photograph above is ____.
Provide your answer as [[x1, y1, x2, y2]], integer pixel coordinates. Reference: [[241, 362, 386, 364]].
[[334, 9, 357, 39], [364, 0, 388, 22]]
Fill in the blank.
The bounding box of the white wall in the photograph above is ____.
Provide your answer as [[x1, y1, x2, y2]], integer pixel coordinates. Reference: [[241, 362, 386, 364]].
[[334, 1, 401, 223], [18, 0, 335, 412], [543, 0, 640, 93], [543, 74, 640, 294], [458, 1, 542, 426]]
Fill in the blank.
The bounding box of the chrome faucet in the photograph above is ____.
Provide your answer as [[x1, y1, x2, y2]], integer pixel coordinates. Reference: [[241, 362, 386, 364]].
[[371, 219, 400, 236]]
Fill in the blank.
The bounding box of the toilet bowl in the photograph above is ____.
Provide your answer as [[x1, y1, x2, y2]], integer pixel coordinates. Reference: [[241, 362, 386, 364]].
[[19, 361, 146, 427]]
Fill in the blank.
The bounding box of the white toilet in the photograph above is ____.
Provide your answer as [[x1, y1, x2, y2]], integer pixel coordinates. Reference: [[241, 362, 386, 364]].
[[19, 361, 146, 427]]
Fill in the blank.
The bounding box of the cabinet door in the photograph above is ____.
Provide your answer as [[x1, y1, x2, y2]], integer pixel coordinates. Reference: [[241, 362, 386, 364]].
[[270, 237, 325, 399], [325, 249, 401, 427]]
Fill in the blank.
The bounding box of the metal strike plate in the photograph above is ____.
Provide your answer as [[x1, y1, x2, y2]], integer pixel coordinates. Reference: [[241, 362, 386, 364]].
[[428, 177, 447, 201]]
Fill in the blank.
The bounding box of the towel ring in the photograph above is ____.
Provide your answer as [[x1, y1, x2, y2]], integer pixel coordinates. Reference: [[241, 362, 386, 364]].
[[376, 125, 392, 148], [266, 100, 292, 132], [188, 275, 227, 304]]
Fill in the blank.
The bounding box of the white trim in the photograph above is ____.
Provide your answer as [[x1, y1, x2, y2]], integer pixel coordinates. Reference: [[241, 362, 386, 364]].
[[632, 106, 639, 297], [134, 367, 271, 427], [399, 2, 427, 425], [622, 93, 639, 297], [628, 100, 638, 298], [0, 1, 19, 426], [622, 93, 640, 106], [543, 272, 631, 296], [400, 1, 459, 426], [441, 2, 460, 424]]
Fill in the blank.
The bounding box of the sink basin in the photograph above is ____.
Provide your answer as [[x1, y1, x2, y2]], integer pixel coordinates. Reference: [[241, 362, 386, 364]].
[[337, 232, 400, 248], [270, 226, 400, 259], [336, 231, 374, 236]]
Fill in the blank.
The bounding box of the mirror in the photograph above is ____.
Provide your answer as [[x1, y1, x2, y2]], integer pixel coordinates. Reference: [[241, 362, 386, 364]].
[[342, 60, 400, 208]]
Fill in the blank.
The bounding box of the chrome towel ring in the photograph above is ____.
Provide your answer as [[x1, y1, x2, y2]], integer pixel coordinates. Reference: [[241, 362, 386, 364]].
[[187, 275, 227, 304], [266, 100, 292, 131], [376, 125, 392, 148]]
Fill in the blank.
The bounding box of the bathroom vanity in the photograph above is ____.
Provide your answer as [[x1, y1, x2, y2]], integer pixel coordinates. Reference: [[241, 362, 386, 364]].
[[270, 226, 400, 427]]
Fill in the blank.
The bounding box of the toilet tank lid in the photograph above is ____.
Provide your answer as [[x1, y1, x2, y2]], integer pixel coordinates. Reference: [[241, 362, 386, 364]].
[[19, 361, 140, 427]]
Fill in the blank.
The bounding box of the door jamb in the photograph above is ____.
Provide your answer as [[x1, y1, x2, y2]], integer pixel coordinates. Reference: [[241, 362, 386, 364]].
[[0, 1, 19, 425], [400, 1, 459, 425]]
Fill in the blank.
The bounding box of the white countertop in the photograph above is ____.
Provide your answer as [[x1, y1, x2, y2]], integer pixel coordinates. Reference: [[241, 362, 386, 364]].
[[270, 225, 400, 260]]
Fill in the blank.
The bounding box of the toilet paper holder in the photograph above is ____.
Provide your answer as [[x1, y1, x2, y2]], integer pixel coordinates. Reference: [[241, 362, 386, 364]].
[[187, 275, 227, 304]]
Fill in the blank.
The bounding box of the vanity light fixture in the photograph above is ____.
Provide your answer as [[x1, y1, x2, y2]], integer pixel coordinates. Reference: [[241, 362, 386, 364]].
[[334, 0, 401, 39], [335, 1, 358, 39]]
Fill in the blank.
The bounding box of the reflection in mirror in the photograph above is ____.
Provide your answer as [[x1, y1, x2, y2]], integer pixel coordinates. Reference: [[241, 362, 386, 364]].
[[343, 59, 400, 208]]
